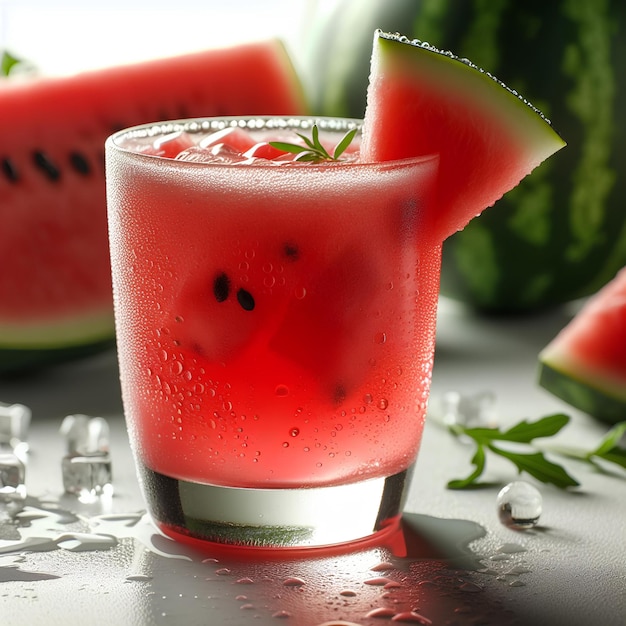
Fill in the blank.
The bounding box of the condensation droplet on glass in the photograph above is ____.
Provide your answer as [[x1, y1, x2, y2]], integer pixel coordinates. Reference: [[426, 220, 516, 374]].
[[170, 361, 183, 376], [290, 428, 299, 437], [282, 442, 289, 448], [497, 481, 542, 529], [275, 385, 289, 397], [378, 398, 389, 410], [374, 332, 387, 344], [294, 286, 307, 300], [364, 393, 373, 404]]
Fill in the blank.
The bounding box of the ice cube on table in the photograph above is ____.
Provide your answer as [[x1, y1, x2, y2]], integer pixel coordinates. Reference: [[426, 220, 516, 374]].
[[441, 390, 497, 428], [0, 402, 32, 455], [0, 450, 26, 503], [61, 453, 113, 502], [60, 414, 109, 455], [60, 415, 113, 501]]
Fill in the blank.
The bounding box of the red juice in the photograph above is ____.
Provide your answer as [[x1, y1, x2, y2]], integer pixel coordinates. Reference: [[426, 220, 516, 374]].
[[106, 117, 440, 547]]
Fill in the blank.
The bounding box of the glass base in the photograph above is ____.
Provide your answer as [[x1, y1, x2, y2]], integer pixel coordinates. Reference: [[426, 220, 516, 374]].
[[138, 463, 412, 549]]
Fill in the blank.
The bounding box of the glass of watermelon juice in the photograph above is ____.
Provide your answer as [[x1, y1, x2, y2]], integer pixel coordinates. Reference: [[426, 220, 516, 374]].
[[105, 116, 440, 550]]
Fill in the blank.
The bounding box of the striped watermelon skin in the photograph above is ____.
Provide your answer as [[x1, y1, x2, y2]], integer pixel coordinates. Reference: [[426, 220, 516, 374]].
[[305, 0, 626, 312]]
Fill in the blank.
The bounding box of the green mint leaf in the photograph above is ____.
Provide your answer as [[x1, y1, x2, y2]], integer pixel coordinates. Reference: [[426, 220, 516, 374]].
[[489, 445, 579, 488], [462, 414, 570, 445], [268, 141, 311, 155], [595, 447, 626, 470], [333, 128, 358, 159], [447, 445, 487, 489], [589, 422, 626, 457], [269, 124, 357, 163], [1, 50, 21, 76], [499, 413, 570, 442]]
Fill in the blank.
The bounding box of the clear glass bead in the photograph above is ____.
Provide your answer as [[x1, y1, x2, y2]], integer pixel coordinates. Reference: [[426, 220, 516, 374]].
[[497, 481, 542, 529]]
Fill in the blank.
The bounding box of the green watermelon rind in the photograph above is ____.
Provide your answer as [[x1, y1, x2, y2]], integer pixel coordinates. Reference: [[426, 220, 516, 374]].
[[0, 339, 116, 375], [0, 311, 114, 349], [0, 310, 115, 373], [538, 359, 626, 426]]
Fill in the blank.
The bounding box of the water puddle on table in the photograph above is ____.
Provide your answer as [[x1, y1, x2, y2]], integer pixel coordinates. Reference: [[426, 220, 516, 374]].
[[0, 497, 530, 625]]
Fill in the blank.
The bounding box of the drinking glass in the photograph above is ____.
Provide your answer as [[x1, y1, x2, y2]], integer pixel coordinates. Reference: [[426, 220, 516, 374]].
[[105, 116, 440, 549]]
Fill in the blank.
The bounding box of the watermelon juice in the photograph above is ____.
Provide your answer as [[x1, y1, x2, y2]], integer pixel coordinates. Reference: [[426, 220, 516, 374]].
[[106, 117, 440, 549]]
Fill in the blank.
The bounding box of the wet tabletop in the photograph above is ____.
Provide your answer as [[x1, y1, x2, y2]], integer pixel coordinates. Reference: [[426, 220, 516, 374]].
[[1, 298, 625, 626]]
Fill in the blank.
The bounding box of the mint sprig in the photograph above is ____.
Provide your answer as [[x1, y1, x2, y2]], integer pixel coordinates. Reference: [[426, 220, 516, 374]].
[[269, 124, 357, 162], [545, 421, 626, 471], [446, 414, 626, 489], [447, 414, 579, 489]]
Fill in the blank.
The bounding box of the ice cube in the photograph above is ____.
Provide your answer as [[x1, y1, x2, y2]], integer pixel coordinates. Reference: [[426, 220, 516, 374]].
[[60, 414, 109, 455], [0, 450, 26, 503], [0, 401, 32, 456], [62, 453, 113, 502], [441, 390, 497, 427]]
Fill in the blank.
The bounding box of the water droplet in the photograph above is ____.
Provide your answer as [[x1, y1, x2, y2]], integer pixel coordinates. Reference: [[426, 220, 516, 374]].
[[370, 561, 394, 572], [377, 398, 389, 410], [365, 607, 396, 618], [289, 428, 300, 437], [497, 481, 542, 529], [364, 576, 394, 586], [215, 568, 232, 576], [236, 577, 254, 584], [275, 385, 289, 397], [283, 576, 306, 587], [374, 332, 387, 344], [392, 611, 433, 624], [339, 589, 357, 597], [271, 610, 291, 618]]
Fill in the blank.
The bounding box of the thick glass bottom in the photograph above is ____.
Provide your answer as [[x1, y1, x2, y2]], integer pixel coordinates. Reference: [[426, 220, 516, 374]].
[[138, 462, 412, 549]]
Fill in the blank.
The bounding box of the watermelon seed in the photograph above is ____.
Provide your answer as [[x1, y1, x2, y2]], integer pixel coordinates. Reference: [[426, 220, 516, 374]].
[[236, 288, 255, 311], [283, 242, 300, 261], [33, 150, 61, 181], [69, 151, 91, 176], [213, 272, 231, 302], [1, 157, 19, 182], [333, 384, 347, 404]]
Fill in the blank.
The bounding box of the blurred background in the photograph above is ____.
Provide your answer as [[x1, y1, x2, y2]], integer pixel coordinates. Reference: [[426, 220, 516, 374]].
[[0, 0, 317, 75]]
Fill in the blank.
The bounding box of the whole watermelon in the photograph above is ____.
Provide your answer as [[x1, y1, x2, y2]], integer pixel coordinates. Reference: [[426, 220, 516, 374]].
[[302, 0, 626, 313]]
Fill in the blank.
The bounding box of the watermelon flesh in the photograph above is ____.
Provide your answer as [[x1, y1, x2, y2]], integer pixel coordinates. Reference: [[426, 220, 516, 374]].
[[539, 266, 626, 425], [361, 31, 566, 244], [0, 40, 306, 369]]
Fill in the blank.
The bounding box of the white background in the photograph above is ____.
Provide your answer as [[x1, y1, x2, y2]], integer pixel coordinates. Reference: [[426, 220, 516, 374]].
[[0, 0, 339, 76]]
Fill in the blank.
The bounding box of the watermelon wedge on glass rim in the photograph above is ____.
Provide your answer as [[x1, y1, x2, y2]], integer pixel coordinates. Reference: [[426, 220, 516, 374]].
[[360, 31, 566, 245]]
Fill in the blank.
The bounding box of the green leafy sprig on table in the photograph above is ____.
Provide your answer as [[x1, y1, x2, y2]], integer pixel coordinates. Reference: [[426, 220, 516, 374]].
[[446, 414, 626, 490], [269, 124, 357, 162]]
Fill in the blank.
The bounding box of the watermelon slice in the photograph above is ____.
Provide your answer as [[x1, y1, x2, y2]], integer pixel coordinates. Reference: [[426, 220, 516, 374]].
[[0, 40, 306, 373], [360, 31, 566, 244], [539, 267, 626, 425]]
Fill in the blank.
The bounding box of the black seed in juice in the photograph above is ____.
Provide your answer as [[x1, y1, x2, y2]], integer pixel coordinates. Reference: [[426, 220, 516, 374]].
[[333, 384, 347, 404], [237, 288, 255, 311], [283, 242, 300, 261], [213, 272, 231, 302]]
